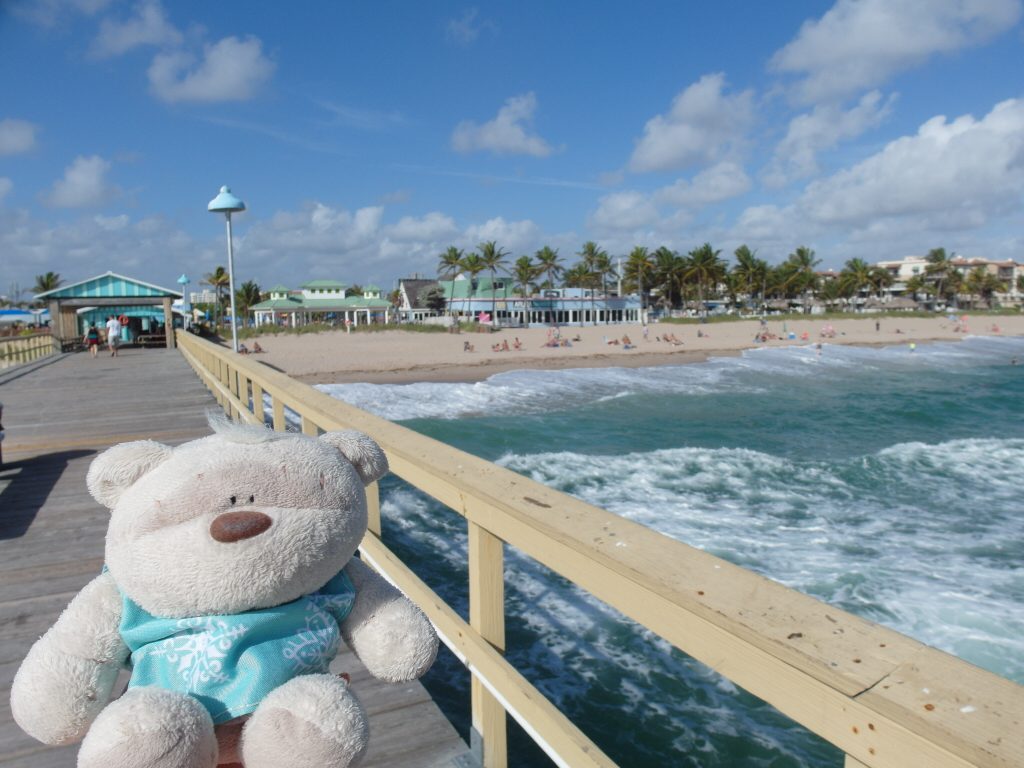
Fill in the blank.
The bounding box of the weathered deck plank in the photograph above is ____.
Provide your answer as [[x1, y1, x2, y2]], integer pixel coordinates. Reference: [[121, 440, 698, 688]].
[[0, 348, 469, 767]]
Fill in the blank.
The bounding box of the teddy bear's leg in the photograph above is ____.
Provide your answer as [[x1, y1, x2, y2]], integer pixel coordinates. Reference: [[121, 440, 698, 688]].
[[240, 674, 369, 768], [77, 687, 217, 768]]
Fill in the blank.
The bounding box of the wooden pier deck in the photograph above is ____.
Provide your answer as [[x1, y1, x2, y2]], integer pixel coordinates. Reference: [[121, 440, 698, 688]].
[[0, 348, 471, 767]]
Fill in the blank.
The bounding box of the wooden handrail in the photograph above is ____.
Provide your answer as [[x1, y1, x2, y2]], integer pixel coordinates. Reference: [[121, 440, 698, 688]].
[[176, 330, 1024, 768], [0, 333, 59, 369]]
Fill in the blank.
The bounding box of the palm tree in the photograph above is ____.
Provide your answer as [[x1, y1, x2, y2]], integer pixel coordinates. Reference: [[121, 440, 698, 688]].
[[594, 251, 617, 323], [562, 263, 591, 288], [459, 252, 486, 322], [780, 246, 821, 311], [437, 246, 464, 319], [204, 266, 230, 328], [476, 240, 509, 326], [535, 246, 564, 290], [685, 243, 726, 318], [869, 267, 894, 300], [965, 268, 1006, 309], [235, 280, 263, 321], [925, 247, 954, 306], [578, 241, 608, 323], [33, 272, 63, 296], [652, 246, 685, 311], [731, 245, 767, 312], [512, 255, 536, 299], [839, 258, 873, 298], [624, 246, 654, 321]]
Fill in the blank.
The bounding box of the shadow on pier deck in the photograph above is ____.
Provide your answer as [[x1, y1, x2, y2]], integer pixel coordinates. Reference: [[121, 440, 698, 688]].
[[0, 348, 471, 767]]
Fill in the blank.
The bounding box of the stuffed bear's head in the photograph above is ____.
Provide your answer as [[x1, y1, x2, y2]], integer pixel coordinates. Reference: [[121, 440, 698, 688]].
[[87, 420, 388, 618]]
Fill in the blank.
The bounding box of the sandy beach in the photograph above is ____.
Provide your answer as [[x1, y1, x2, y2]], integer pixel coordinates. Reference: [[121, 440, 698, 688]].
[[243, 315, 1024, 385]]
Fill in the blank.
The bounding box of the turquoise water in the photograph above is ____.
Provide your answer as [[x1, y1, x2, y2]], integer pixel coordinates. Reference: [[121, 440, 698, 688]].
[[320, 336, 1024, 767]]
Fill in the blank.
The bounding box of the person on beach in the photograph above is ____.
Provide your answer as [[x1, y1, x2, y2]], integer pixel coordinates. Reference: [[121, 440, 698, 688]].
[[83, 324, 101, 358], [513, 337, 522, 350], [105, 315, 121, 357], [252, 342, 264, 353]]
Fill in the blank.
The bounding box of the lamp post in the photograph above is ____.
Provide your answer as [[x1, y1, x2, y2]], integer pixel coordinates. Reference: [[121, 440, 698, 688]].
[[207, 186, 246, 353], [177, 274, 191, 330]]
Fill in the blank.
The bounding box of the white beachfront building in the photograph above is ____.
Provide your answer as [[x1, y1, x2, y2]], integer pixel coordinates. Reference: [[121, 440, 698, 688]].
[[876, 255, 1023, 306]]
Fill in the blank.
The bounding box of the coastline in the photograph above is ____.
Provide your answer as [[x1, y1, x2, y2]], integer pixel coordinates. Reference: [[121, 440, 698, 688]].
[[243, 315, 1024, 386]]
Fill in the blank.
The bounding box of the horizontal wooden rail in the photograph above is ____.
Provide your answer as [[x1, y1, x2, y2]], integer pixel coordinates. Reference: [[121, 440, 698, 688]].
[[0, 333, 59, 369], [176, 330, 1024, 768]]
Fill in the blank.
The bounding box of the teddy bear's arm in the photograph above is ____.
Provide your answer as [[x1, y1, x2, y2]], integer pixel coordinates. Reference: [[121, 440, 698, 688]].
[[341, 558, 439, 683], [10, 571, 130, 745]]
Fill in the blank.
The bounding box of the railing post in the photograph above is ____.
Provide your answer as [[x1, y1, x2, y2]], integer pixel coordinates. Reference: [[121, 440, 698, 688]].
[[272, 398, 285, 432], [844, 756, 869, 768], [251, 381, 264, 425], [366, 482, 381, 537], [469, 522, 507, 768]]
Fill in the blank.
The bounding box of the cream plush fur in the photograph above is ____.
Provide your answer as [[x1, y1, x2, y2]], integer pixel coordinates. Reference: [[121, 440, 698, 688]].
[[10, 420, 439, 768]]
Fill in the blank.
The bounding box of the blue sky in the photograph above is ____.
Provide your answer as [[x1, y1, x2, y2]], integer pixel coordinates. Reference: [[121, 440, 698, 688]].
[[2, 0, 1023, 298]]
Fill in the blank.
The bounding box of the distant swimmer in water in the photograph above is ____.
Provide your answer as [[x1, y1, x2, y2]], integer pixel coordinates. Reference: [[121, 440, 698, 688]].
[[909, 342, 916, 352], [1012, 357, 1019, 365]]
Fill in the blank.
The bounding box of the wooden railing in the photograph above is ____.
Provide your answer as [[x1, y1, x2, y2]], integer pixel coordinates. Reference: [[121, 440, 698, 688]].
[[176, 331, 1023, 768], [0, 333, 60, 370]]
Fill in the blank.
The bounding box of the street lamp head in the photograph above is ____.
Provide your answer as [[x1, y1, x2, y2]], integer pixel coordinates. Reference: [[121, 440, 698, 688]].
[[208, 185, 246, 214], [177, 274, 190, 285]]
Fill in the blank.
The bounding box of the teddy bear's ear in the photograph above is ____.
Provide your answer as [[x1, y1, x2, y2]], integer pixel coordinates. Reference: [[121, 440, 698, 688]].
[[319, 430, 389, 486], [86, 440, 174, 508]]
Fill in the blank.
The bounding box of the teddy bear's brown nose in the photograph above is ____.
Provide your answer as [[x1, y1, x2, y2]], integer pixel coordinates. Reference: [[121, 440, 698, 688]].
[[210, 511, 272, 543]]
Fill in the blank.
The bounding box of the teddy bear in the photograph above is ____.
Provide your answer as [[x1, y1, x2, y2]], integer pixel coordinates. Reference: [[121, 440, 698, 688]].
[[10, 418, 439, 768]]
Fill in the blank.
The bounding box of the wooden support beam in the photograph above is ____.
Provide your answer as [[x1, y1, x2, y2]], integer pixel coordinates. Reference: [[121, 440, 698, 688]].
[[469, 523, 507, 768]]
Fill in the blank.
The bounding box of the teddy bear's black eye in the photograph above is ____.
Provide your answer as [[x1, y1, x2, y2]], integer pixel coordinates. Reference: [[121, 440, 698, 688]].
[[229, 495, 237, 505], [248, 495, 255, 503]]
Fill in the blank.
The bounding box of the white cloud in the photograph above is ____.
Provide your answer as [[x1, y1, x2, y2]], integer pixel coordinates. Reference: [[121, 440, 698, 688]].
[[8, 0, 113, 27], [0, 178, 12, 203], [44, 155, 117, 208], [463, 217, 540, 250], [629, 73, 754, 173], [800, 98, 1024, 226], [729, 98, 1024, 263], [446, 8, 495, 44], [0, 119, 37, 155], [0, 208, 204, 295], [148, 36, 275, 103], [94, 213, 129, 230], [452, 93, 555, 157], [386, 212, 458, 242], [657, 161, 752, 206], [590, 191, 661, 232], [90, 0, 182, 58], [770, 0, 1022, 103], [762, 91, 896, 186]]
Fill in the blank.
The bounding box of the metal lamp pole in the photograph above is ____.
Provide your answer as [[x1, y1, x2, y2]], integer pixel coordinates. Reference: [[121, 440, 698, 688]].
[[207, 186, 246, 353]]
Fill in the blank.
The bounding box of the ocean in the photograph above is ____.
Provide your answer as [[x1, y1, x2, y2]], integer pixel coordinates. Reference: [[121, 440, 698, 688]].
[[318, 335, 1024, 767]]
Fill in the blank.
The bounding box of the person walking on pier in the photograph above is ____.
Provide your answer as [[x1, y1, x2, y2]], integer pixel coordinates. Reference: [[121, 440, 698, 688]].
[[83, 324, 101, 358], [105, 315, 122, 357]]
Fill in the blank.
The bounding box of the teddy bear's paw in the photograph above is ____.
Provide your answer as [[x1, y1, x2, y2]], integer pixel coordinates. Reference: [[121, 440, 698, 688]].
[[77, 687, 217, 768], [241, 674, 369, 768]]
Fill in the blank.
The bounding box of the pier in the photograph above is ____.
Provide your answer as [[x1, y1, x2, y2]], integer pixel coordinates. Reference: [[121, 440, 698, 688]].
[[0, 347, 470, 767], [1, 336, 1022, 767]]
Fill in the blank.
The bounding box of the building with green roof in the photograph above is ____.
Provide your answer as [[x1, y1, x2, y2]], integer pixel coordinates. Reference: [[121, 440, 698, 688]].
[[35, 271, 183, 349], [249, 282, 391, 328]]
